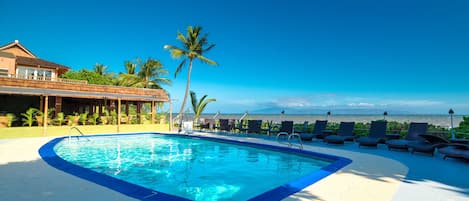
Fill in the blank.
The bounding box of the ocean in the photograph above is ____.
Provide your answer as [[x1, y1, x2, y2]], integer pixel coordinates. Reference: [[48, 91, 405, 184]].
[[193, 114, 464, 128]]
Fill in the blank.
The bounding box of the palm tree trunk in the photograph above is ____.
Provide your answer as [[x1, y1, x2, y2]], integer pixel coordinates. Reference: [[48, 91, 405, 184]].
[[178, 59, 193, 132]]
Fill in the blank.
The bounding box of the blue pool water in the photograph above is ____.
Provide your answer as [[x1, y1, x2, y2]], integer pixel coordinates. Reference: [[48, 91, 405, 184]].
[[42, 134, 351, 200]]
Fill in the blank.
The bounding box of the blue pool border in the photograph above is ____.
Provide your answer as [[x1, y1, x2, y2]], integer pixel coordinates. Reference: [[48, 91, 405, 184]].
[[39, 133, 352, 201]]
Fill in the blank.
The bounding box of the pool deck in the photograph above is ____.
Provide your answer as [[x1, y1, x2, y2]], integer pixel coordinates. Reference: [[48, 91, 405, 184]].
[[0, 132, 467, 201]]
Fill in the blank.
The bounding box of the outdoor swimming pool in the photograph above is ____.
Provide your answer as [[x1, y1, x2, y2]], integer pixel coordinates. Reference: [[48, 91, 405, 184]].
[[39, 133, 351, 200]]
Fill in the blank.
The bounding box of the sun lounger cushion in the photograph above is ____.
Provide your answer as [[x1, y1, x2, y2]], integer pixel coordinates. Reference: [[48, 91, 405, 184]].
[[324, 135, 349, 144], [386, 139, 418, 150], [357, 137, 382, 147], [408, 141, 437, 155], [438, 146, 465, 159]]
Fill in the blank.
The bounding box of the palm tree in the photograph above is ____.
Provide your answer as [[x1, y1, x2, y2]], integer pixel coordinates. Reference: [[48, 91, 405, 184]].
[[117, 58, 170, 88], [190, 91, 216, 122], [136, 58, 171, 89], [118, 60, 139, 87], [164, 26, 217, 131], [94, 63, 107, 75], [124, 60, 136, 75]]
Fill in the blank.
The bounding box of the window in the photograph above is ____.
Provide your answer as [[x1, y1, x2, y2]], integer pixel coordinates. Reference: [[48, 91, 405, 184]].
[[0, 68, 8, 77], [16, 66, 53, 80]]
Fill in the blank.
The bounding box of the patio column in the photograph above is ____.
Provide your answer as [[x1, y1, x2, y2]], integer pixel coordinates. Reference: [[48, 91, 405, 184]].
[[117, 98, 121, 133], [39, 96, 44, 112], [137, 102, 142, 124], [151, 101, 155, 124], [98, 101, 103, 116], [43, 96, 48, 136], [55, 96, 62, 115]]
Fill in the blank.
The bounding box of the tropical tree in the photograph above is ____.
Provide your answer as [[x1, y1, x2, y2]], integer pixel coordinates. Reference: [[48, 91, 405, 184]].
[[94, 63, 107, 75], [136, 58, 171, 89], [190, 91, 216, 122], [118, 58, 171, 88], [60, 69, 115, 85], [117, 60, 139, 87], [124, 60, 136, 75], [164, 26, 217, 131]]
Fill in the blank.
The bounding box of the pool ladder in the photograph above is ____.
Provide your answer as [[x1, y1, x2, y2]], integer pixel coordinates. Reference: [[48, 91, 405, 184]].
[[68, 126, 89, 141], [276, 130, 303, 150]]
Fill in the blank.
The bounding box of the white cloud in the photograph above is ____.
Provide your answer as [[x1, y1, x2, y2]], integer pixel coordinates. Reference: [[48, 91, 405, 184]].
[[385, 100, 444, 107], [347, 102, 375, 107]]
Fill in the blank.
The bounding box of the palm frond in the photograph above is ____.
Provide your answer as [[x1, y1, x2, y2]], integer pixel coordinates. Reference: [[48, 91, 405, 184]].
[[177, 32, 188, 44], [197, 98, 216, 116], [197, 55, 218, 65], [174, 60, 187, 78], [203, 44, 216, 52], [190, 91, 198, 115]]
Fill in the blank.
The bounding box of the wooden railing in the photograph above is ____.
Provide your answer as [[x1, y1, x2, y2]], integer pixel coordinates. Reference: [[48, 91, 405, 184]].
[[57, 78, 88, 84], [10, 74, 88, 84], [0, 76, 168, 101]]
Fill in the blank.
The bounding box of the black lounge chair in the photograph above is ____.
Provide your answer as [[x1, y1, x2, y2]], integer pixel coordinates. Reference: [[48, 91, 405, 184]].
[[408, 134, 450, 156], [324, 122, 355, 144], [219, 119, 233, 132], [279, 121, 294, 134], [200, 119, 215, 131], [357, 121, 387, 148], [438, 143, 469, 160], [300, 120, 327, 141], [386, 122, 428, 151], [246, 120, 263, 134]]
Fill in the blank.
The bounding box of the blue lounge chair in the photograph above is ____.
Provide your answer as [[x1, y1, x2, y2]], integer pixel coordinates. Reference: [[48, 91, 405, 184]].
[[386, 122, 428, 151], [438, 143, 469, 160], [300, 120, 327, 141], [324, 122, 355, 144], [357, 121, 387, 148]]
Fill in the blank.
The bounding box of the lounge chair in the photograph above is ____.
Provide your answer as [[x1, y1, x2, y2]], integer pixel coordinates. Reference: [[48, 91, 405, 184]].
[[300, 120, 327, 141], [324, 122, 355, 144], [279, 121, 294, 134], [274, 121, 295, 139], [246, 120, 262, 134], [219, 119, 233, 132], [200, 119, 215, 131], [386, 122, 428, 151], [357, 121, 387, 148], [438, 143, 469, 160], [408, 134, 450, 156]]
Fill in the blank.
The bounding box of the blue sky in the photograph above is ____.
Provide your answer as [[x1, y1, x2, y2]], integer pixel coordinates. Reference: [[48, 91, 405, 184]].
[[1, 0, 469, 114]]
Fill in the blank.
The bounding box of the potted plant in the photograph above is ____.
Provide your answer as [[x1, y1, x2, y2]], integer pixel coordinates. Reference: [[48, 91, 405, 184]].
[[54, 112, 64, 126], [21, 108, 39, 127], [6, 113, 16, 127]]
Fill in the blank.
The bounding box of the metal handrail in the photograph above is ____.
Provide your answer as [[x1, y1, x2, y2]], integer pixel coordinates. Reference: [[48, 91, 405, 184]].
[[276, 128, 303, 150], [68, 126, 88, 141]]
